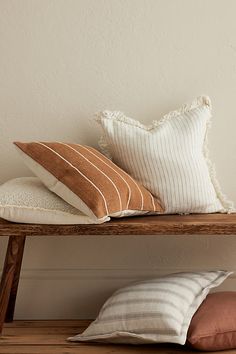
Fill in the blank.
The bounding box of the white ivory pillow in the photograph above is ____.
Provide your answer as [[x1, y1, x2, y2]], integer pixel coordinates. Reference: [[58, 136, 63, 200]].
[[0, 177, 96, 224], [96, 96, 234, 214], [68, 271, 232, 345]]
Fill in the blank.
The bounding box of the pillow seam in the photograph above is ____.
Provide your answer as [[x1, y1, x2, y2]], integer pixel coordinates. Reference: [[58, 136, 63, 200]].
[[0, 204, 86, 217], [189, 328, 236, 342]]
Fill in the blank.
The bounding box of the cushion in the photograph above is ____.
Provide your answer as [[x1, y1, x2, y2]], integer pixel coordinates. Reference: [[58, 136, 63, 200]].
[[14, 142, 163, 223], [96, 96, 234, 214], [68, 271, 232, 345], [187, 291, 236, 351], [0, 177, 95, 224]]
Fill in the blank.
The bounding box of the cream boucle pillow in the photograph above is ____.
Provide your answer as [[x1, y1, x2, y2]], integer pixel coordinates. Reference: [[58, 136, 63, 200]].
[[0, 177, 96, 224], [96, 96, 234, 214]]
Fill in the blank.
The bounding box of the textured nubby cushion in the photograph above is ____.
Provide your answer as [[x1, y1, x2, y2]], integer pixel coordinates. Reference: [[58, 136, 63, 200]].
[[0, 177, 95, 224], [187, 292, 236, 351], [96, 96, 234, 214], [68, 271, 232, 345], [14, 142, 163, 223]]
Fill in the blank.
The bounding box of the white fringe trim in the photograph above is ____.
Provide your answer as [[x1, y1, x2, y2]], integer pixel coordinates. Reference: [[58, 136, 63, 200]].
[[97, 134, 112, 160], [95, 95, 235, 213], [95, 95, 211, 131], [204, 119, 235, 213]]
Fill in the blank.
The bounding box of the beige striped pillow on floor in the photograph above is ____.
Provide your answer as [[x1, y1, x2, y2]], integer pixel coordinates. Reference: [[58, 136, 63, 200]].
[[14, 142, 163, 223], [68, 270, 232, 344], [96, 96, 234, 214]]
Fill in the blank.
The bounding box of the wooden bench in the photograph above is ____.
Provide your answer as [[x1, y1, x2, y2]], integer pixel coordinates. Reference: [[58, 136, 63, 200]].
[[1, 213, 236, 335]]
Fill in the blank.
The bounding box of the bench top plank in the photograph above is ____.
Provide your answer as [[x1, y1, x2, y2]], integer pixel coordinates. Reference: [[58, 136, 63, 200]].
[[0, 214, 236, 236]]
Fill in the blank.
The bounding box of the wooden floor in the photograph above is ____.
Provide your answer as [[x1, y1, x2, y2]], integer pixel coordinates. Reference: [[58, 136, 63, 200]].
[[1, 320, 236, 354]]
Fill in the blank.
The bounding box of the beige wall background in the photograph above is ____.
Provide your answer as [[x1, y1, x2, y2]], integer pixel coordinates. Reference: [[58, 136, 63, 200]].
[[0, 0, 236, 319]]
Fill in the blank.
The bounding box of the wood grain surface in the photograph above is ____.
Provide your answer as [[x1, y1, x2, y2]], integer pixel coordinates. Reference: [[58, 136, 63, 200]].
[[1, 320, 236, 354], [0, 214, 236, 236]]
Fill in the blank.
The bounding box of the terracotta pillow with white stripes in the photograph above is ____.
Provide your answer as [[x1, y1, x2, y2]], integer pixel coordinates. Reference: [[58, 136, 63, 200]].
[[96, 96, 234, 214], [14, 142, 163, 223]]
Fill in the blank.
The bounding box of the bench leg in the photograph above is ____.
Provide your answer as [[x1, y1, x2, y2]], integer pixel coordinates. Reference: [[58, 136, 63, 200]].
[[0, 236, 26, 334], [5, 236, 26, 323]]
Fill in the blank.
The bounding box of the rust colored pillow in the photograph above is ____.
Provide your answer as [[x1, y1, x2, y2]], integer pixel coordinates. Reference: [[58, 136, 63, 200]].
[[187, 292, 236, 351], [14, 142, 163, 223]]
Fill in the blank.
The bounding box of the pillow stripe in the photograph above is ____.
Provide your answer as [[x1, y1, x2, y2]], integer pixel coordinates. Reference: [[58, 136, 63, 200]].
[[14, 141, 163, 220], [99, 312, 182, 325], [172, 118, 191, 211], [181, 112, 205, 211], [109, 126, 146, 209], [79, 145, 132, 209], [62, 143, 123, 211], [100, 299, 186, 317], [68, 143, 148, 211], [68, 271, 232, 344], [113, 288, 191, 304], [48, 142, 160, 214], [123, 279, 199, 293], [114, 273, 212, 293], [86, 145, 153, 211], [89, 327, 178, 336], [74, 144, 138, 210], [38, 142, 110, 215], [135, 272, 206, 283]]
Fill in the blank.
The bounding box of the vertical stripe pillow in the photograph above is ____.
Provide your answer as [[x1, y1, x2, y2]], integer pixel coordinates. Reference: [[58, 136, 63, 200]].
[[68, 271, 232, 344], [14, 142, 163, 223], [96, 96, 234, 214]]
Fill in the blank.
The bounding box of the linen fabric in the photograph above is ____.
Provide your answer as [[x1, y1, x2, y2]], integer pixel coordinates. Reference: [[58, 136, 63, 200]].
[[14, 142, 163, 223], [0, 177, 95, 224], [96, 96, 234, 214], [68, 271, 232, 345], [187, 291, 236, 351]]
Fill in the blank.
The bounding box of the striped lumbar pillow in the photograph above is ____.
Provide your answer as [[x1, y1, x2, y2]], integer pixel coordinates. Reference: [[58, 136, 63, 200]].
[[68, 271, 232, 344], [96, 96, 234, 214], [14, 142, 163, 223]]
